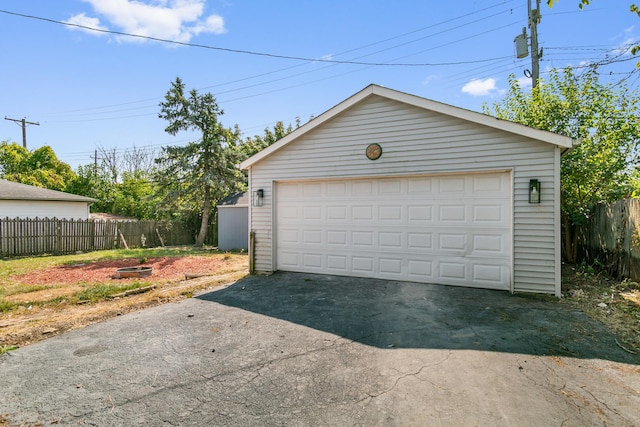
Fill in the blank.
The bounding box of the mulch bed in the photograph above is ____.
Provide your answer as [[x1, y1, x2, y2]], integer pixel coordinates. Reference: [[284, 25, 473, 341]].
[[14, 257, 228, 285]]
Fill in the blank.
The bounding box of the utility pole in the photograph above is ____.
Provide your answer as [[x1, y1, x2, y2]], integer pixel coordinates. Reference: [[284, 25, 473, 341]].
[[528, 0, 542, 88], [4, 117, 40, 148], [514, 0, 542, 88], [91, 149, 98, 176]]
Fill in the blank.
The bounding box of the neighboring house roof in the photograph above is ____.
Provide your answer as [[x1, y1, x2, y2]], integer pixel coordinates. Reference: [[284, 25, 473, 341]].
[[0, 179, 96, 203], [218, 192, 249, 207], [90, 213, 137, 221], [240, 84, 578, 169]]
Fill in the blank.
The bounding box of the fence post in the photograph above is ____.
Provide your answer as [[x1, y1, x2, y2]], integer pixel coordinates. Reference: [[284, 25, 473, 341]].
[[57, 219, 62, 254]]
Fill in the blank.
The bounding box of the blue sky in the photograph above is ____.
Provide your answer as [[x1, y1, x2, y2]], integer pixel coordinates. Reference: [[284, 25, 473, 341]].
[[1, 0, 638, 169]]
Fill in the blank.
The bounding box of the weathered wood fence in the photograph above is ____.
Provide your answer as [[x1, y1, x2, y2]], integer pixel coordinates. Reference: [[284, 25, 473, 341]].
[[577, 199, 640, 281], [0, 218, 202, 257]]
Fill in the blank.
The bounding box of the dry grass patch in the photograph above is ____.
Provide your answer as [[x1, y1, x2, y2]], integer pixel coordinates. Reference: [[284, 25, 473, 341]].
[[0, 248, 248, 350], [561, 263, 640, 354]]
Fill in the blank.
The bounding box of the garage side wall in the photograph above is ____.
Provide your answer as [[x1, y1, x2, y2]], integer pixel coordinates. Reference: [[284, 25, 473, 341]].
[[248, 95, 559, 293], [218, 206, 249, 251], [0, 200, 91, 220]]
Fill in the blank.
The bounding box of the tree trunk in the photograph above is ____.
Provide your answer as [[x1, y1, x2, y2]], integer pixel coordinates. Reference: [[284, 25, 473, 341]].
[[562, 212, 577, 263], [195, 185, 211, 248]]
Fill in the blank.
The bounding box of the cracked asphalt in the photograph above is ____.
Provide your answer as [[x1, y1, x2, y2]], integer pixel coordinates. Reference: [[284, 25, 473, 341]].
[[1, 272, 639, 426]]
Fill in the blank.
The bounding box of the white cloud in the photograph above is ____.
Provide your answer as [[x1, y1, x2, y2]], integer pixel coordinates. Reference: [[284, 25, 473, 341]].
[[65, 13, 108, 34], [69, 0, 225, 43], [611, 26, 638, 56], [516, 76, 532, 90], [421, 74, 440, 86], [461, 78, 498, 96]]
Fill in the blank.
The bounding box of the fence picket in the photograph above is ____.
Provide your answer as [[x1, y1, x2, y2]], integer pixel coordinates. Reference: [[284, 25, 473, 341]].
[[0, 218, 203, 257], [577, 199, 640, 281]]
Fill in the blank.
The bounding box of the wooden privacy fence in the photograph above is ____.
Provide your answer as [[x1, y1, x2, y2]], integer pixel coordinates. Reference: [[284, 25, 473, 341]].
[[577, 199, 640, 281], [0, 218, 198, 257]]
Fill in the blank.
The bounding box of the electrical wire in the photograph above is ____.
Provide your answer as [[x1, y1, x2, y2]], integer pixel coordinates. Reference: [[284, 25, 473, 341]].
[[0, 8, 515, 68], [32, 2, 523, 123]]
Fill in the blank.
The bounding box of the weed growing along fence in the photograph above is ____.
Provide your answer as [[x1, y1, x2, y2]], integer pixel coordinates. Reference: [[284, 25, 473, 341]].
[[0, 218, 202, 257]]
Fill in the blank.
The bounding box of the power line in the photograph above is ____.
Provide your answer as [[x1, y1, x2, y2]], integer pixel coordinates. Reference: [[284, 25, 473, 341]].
[[27, 2, 521, 124], [0, 8, 513, 68], [45, 1, 520, 117]]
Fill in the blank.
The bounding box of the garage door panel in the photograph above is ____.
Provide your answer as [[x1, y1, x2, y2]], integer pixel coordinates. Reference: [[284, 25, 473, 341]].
[[407, 205, 433, 221], [327, 230, 347, 245], [438, 233, 466, 251], [380, 258, 403, 274], [439, 261, 468, 281], [439, 176, 466, 193], [302, 230, 322, 244], [379, 205, 402, 221], [473, 234, 506, 254], [327, 255, 348, 270], [380, 179, 402, 194], [439, 205, 467, 222], [408, 232, 433, 249], [352, 206, 373, 220], [279, 229, 300, 244], [327, 206, 347, 220], [276, 173, 511, 290], [379, 232, 402, 248], [408, 259, 434, 278], [473, 204, 504, 222], [473, 264, 505, 283], [352, 231, 374, 246], [352, 181, 374, 194], [352, 256, 374, 272], [278, 251, 300, 268], [407, 177, 433, 194]]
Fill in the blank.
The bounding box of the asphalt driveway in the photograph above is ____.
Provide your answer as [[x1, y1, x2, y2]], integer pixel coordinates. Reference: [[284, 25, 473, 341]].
[[1, 272, 639, 426]]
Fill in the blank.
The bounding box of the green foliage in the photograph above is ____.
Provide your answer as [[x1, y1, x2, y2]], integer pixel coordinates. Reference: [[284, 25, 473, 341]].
[[484, 68, 640, 261], [74, 282, 149, 303], [67, 164, 116, 213], [546, 0, 589, 9], [239, 119, 300, 160], [111, 172, 162, 219], [0, 142, 76, 191], [156, 77, 244, 246], [633, 4, 640, 57], [67, 158, 162, 219], [0, 345, 19, 355]]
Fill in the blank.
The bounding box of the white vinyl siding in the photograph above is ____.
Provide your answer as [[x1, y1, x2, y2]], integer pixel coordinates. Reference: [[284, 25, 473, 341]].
[[0, 200, 91, 220], [248, 95, 560, 294]]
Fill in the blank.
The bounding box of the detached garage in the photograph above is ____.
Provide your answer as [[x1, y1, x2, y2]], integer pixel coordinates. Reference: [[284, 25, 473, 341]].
[[240, 85, 575, 295]]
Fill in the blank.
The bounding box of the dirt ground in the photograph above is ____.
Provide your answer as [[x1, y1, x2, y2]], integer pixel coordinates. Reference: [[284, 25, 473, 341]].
[[0, 255, 248, 349], [560, 263, 640, 354]]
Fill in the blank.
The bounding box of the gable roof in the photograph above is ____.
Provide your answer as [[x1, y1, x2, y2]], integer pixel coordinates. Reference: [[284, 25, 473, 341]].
[[0, 179, 96, 203], [218, 191, 249, 207], [240, 84, 577, 170]]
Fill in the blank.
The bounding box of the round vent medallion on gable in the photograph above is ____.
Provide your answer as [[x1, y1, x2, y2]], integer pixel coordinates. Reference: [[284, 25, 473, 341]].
[[365, 143, 382, 160]]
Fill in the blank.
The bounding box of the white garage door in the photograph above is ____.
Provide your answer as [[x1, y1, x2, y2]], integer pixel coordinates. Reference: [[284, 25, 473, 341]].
[[275, 172, 512, 290]]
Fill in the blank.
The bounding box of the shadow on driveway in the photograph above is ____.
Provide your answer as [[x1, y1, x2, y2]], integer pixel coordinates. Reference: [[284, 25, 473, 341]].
[[199, 272, 639, 365]]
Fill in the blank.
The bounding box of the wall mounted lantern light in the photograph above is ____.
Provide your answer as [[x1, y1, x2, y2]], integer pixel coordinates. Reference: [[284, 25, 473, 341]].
[[529, 179, 541, 204], [252, 189, 264, 207]]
